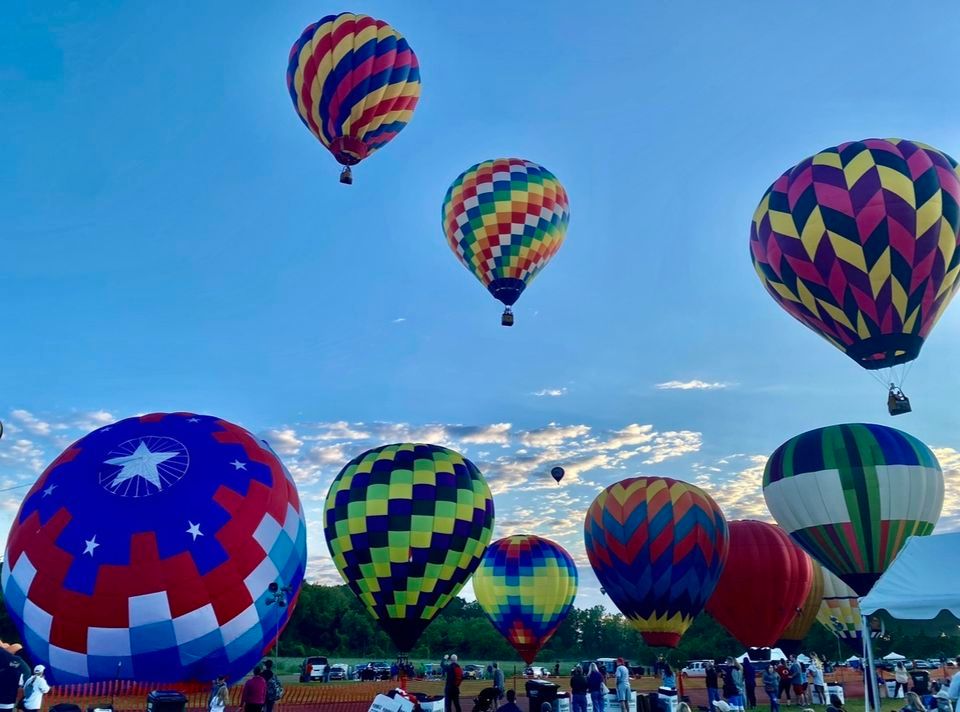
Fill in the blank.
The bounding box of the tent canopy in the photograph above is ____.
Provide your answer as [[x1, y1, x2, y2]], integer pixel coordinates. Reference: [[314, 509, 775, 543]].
[[882, 653, 905, 661], [860, 533, 960, 619]]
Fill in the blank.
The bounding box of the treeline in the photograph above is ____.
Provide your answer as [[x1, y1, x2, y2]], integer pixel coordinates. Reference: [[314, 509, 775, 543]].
[[278, 583, 960, 665]]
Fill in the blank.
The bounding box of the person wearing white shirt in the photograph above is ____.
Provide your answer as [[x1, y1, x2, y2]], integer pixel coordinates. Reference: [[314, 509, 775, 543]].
[[946, 662, 960, 712], [21, 665, 50, 712], [615, 659, 630, 712]]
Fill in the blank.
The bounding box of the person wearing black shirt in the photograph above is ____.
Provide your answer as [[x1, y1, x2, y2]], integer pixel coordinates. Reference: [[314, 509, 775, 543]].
[[706, 662, 720, 709], [0, 648, 29, 712], [570, 666, 589, 712]]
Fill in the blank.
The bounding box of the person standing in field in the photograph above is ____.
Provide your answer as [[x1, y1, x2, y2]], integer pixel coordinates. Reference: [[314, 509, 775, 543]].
[[445, 654, 464, 712], [615, 658, 631, 712]]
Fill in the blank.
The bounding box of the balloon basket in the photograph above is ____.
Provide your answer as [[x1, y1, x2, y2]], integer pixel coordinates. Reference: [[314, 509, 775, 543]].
[[887, 388, 911, 416], [501, 308, 514, 327], [340, 166, 354, 185]]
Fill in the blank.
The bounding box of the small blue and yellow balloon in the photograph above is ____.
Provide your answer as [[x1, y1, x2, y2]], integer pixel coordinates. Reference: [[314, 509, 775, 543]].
[[472, 535, 578, 664]]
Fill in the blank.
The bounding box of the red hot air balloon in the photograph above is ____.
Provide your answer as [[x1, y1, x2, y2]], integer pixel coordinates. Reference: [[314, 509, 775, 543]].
[[705, 520, 814, 648]]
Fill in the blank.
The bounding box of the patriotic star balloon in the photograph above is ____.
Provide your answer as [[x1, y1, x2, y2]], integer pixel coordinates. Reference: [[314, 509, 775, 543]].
[[1, 412, 307, 684]]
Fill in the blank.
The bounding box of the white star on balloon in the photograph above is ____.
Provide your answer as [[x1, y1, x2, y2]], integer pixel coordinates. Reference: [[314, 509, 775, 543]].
[[230, 460, 247, 470], [42, 484, 57, 497], [84, 535, 99, 556], [186, 522, 203, 541], [104, 441, 179, 491]]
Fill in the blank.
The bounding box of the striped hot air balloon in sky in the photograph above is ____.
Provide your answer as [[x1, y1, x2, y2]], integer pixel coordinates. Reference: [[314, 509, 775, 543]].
[[762, 423, 943, 595], [287, 12, 421, 183], [584, 477, 728, 647], [473, 535, 578, 664], [750, 138, 960, 372]]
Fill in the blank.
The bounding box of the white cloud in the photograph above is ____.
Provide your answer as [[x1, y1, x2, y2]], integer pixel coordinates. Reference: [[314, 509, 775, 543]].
[[307, 422, 371, 442], [532, 388, 567, 397], [520, 423, 591, 448], [261, 428, 304, 456], [931, 447, 960, 531], [10, 409, 55, 436], [656, 380, 730, 391], [392, 318, 406, 324], [693, 454, 771, 521]]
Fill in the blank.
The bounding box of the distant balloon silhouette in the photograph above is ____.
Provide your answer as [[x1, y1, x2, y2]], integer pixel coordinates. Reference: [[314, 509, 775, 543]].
[[550, 467, 564, 484]]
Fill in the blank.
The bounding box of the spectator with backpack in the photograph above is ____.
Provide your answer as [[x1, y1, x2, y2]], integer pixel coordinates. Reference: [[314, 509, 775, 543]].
[[445, 654, 463, 712], [261, 661, 283, 712], [20, 666, 50, 712], [0, 646, 29, 712]]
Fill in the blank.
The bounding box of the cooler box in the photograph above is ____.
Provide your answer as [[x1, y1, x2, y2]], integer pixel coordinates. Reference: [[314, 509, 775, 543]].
[[826, 686, 844, 704], [885, 682, 904, 699], [553, 692, 571, 712], [586, 689, 636, 712], [658, 689, 678, 712], [146, 691, 187, 712]]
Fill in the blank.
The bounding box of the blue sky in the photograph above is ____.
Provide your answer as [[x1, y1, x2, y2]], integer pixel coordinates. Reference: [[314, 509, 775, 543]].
[[2, 1, 960, 608]]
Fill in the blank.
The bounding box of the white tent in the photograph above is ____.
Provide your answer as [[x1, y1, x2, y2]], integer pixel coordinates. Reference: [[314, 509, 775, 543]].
[[881, 652, 905, 661], [845, 656, 860, 663], [860, 532, 960, 619], [737, 648, 787, 662]]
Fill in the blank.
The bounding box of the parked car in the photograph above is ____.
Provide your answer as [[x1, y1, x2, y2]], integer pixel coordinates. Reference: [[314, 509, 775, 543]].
[[328, 664, 349, 681], [682, 661, 713, 678], [358, 662, 393, 681], [913, 660, 932, 670], [300, 656, 329, 682], [525, 666, 550, 678], [464, 664, 484, 680]]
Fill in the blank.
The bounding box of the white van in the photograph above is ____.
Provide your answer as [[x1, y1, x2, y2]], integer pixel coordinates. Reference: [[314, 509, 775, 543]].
[[681, 661, 713, 677]]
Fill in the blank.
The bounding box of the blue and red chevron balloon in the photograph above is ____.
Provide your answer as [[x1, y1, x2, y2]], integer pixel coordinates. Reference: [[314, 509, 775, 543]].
[[472, 535, 578, 664], [1, 413, 307, 684], [287, 12, 421, 182], [584, 477, 728, 647]]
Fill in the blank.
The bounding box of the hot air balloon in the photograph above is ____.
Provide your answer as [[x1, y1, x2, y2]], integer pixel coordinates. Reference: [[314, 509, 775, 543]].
[[705, 520, 814, 648], [816, 568, 865, 652], [2, 413, 307, 683], [324, 443, 494, 651], [442, 158, 570, 326], [550, 467, 564, 484], [749, 138, 960, 413], [584, 477, 728, 647], [762, 423, 943, 595], [472, 535, 578, 664], [777, 556, 825, 654], [287, 13, 421, 184]]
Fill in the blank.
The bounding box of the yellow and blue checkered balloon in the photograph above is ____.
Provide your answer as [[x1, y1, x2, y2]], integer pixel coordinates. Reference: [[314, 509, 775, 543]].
[[324, 443, 494, 651], [473, 535, 578, 664]]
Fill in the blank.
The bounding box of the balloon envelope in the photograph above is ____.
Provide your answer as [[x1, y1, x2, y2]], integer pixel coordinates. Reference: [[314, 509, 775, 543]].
[[817, 568, 864, 652], [550, 467, 564, 483], [473, 535, 578, 664], [324, 443, 494, 651], [1, 413, 307, 683], [762, 423, 943, 595], [750, 138, 960, 370], [584, 477, 728, 647], [705, 520, 814, 648], [287, 13, 420, 169], [776, 555, 825, 654], [442, 158, 570, 315]]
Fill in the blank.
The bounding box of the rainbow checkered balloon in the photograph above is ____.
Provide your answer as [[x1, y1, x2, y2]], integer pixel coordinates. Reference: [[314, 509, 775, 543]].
[[750, 138, 960, 370], [472, 535, 578, 664], [286, 13, 420, 174], [1, 413, 307, 684], [324, 443, 494, 652], [762, 423, 943, 596], [442, 158, 570, 322], [584, 477, 728, 648]]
